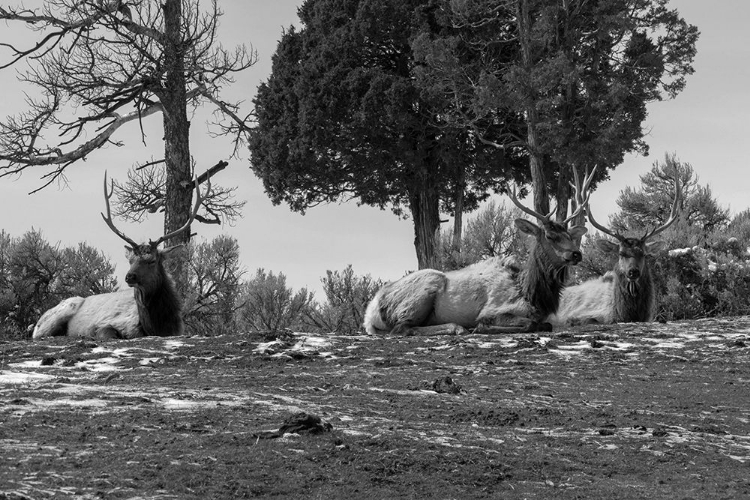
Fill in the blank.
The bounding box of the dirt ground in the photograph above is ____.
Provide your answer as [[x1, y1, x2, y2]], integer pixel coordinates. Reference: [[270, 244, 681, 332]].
[[1, 317, 749, 499]]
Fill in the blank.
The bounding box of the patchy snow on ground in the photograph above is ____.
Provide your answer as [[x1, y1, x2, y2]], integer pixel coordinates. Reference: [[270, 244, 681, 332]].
[[0, 370, 57, 385]]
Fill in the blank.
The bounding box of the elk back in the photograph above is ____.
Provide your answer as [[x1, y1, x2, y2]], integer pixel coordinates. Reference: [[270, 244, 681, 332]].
[[33, 290, 143, 339]]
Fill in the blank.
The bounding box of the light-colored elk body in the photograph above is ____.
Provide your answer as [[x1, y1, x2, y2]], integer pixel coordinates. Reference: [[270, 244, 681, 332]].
[[35, 291, 140, 339], [549, 175, 680, 326], [365, 169, 594, 336], [32, 174, 208, 340], [548, 238, 667, 326]]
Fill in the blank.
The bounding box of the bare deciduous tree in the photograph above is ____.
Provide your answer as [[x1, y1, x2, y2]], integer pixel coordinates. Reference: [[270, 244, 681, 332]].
[[0, 0, 256, 291]]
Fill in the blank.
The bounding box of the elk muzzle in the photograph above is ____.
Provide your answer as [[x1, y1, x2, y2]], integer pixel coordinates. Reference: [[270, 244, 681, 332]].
[[125, 272, 138, 287], [564, 250, 583, 265], [626, 268, 641, 281]]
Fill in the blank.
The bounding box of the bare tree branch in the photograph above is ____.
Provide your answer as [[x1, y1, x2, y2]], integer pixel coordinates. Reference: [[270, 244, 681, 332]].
[[0, 0, 255, 183], [112, 160, 244, 225]]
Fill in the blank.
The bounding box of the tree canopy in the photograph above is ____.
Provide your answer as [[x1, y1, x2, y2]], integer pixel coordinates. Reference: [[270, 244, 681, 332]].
[[249, 0, 698, 268], [612, 153, 729, 239], [415, 0, 698, 215], [249, 0, 526, 268]]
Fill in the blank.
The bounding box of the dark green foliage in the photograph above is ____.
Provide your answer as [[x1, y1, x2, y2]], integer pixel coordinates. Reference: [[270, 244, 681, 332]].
[[249, 0, 698, 271], [248, 0, 529, 268], [414, 0, 699, 214]]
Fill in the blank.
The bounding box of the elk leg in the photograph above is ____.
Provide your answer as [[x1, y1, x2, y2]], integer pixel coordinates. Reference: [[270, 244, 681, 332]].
[[568, 318, 601, 327], [526, 321, 553, 333], [390, 322, 468, 336], [409, 323, 468, 336], [473, 314, 535, 334], [473, 324, 528, 334], [95, 326, 122, 340]]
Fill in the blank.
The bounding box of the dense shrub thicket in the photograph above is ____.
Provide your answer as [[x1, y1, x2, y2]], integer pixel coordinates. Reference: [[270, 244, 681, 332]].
[[0, 229, 117, 339], [0, 230, 382, 340]]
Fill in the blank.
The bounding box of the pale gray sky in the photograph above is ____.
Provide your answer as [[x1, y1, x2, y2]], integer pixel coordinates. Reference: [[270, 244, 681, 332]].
[[0, 0, 747, 296]]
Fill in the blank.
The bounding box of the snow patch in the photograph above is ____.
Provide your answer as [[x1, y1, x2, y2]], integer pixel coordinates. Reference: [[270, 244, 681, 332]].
[[0, 370, 57, 384]]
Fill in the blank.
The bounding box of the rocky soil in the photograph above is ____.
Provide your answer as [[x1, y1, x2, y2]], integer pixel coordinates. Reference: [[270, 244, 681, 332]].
[[1, 318, 749, 499]]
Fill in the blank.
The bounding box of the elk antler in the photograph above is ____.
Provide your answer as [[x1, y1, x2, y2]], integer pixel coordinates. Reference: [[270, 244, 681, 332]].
[[508, 166, 596, 225], [102, 171, 140, 249], [508, 185, 558, 222], [642, 173, 681, 241], [564, 165, 597, 224], [587, 169, 681, 242], [101, 172, 211, 249], [149, 175, 211, 248]]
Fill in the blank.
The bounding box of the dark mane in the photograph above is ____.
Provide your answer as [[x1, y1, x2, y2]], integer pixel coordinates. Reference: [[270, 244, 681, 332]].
[[612, 259, 656, 322], [133, 267, 183, 336], [520, 240, 570, 319]]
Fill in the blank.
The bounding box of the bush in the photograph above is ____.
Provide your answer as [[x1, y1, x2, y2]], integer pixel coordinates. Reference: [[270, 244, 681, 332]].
[[236, 269, 312, 335], [653, 250, 704, 321], [184, 235, 245, 336], [303, 265, 382, 335], [651, 244, 750, 321], [0, 229, 118, 339], [436, 201, 528, 271]]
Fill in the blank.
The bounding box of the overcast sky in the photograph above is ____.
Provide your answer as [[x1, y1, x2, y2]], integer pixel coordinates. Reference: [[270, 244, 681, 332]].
[[0, 0, 748, 297]]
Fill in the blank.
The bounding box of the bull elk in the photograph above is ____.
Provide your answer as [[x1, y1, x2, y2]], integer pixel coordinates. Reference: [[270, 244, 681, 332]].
[[32, 174, 209, 340], [364, 168, 596, 336], [549, 174, 681, 326]]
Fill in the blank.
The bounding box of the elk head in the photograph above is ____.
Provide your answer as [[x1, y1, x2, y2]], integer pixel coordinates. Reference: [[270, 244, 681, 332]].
[[101, 173, 210, 293], [587, 174, 680, 294], [509, 166, 596, 266]]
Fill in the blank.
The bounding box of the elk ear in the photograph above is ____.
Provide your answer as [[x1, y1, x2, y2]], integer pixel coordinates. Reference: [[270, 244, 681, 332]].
[[596, 239, 620, 254], [645, 240, 667, 255], [124, 246, 135, 259], [159, 244, 185, 259], [515, 218, 540, 236], [568, 225, 588, 239]]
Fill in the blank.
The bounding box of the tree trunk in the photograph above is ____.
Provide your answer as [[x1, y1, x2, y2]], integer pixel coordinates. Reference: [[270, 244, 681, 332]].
[[161, 0, 192, 296], [555, 165, 570, 222], [409, 182, 441, 271], [452, 166, 465, 254], [517, 0, 549, 216]]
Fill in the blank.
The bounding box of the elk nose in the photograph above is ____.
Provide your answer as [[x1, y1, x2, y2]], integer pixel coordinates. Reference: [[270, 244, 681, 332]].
[[569, 251, 582, 264], [627, 269, 641, 280], [125, 272, 137, 285]]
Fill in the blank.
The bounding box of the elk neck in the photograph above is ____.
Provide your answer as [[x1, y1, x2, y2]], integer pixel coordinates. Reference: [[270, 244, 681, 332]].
[[132, 272, 183, 336], [519, 241, 570, 318], [612, 263, 655, 322]]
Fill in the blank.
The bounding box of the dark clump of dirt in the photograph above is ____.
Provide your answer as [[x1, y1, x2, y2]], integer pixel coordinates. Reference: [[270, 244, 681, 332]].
[[255, 412, 334, 439]]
